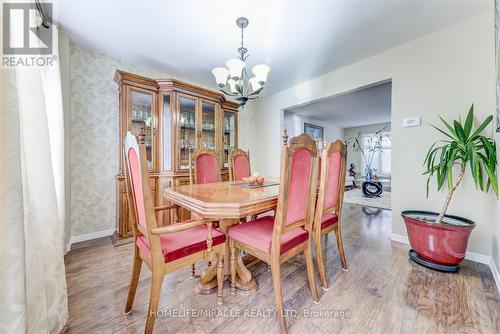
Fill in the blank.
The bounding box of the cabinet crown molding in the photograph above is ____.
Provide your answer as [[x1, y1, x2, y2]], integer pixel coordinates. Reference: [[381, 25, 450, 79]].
[[114, 70, 240, 111]]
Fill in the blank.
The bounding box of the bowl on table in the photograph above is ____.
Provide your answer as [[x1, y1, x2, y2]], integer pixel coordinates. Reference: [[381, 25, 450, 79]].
[[242, 176, 265, 185]]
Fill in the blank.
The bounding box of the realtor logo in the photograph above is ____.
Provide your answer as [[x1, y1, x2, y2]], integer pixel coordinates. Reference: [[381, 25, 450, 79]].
[[3, 2, 53, 55]]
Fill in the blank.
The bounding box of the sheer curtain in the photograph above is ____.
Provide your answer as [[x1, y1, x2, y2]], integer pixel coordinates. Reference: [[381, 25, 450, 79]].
[[0, 18, 68, 334]]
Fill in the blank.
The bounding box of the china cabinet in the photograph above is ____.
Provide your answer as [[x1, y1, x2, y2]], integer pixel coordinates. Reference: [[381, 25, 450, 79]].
[[113, 70, 239, 244]]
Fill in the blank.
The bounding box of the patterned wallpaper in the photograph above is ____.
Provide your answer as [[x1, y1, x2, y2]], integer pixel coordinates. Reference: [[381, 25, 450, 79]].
[[70, 43, 171, 236], [69, 43, 254, 236]]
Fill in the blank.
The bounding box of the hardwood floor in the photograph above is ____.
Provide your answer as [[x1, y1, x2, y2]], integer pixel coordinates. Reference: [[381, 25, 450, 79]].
[[64, 204, 500, 333]]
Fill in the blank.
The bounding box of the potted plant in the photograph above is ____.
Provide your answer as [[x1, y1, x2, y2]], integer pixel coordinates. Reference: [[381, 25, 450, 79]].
[[347, 125, 390, 197], [401, 105, 498, 271]]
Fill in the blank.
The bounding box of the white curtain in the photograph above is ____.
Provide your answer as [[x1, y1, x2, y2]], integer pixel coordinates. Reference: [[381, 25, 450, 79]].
[[0, 15, 68, 334]]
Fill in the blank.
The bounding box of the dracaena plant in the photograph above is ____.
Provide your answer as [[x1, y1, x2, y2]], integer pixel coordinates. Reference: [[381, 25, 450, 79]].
[[424, 104, 498, 224]]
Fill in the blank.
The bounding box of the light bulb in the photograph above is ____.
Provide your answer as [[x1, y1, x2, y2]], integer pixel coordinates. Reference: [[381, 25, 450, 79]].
[[226, 58, 245, 80], [212, 67, 229, 87], [252, 64, 270, 84]]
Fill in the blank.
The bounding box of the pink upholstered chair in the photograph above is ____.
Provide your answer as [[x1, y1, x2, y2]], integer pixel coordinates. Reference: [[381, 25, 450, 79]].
[[228, 132, 319, 334], [187, 148, 221, 275], [123, 132, 225, 334], [189, 148, 220, 185], [228, 148, 251, 181], [313, 140, 348, 290]]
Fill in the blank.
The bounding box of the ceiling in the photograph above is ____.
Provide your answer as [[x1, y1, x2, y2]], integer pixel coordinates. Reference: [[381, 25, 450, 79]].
[[56, 0, 489, 96], [286, 82, 392, 128]]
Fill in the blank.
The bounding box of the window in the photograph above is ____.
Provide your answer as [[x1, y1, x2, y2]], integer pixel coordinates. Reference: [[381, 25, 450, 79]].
[[361, 132, 391, 176]]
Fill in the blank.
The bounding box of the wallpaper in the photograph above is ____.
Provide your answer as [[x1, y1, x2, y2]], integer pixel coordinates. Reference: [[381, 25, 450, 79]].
[[69, 43, 171, 236], [69, 43, 254, 236]]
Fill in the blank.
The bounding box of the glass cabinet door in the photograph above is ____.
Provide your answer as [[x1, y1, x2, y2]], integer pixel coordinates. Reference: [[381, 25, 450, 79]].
[[130, 90, 154, 170], [223, 111, 236, 167], [162, 93, 172, 171], [201, 102, 216, 150], [178, 96, 196, 170]]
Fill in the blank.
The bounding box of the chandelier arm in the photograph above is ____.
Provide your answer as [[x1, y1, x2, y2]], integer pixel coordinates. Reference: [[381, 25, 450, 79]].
[[219, 89, 238, 96], [235, 83, 244, 95], [248, 86, 264, 96]]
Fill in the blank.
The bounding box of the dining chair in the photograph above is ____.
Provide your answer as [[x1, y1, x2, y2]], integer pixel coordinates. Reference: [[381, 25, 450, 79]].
[[228, 148, 251, 181], [228, 132, 319, 334], [123, 132, 226, 334], [189, 147, 220, 185], [313, 139, 348, 290], [186, 147, 221, 276]]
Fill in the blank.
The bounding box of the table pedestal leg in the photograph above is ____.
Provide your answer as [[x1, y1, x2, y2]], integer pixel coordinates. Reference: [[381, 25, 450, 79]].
[[234, 253, 258, 295], [196, 218, 258, 295], [195, 259, 219, 295]]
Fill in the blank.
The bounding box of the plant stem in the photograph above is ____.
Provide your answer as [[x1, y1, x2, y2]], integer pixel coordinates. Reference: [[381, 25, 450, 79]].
[[434, 166, 466, 224]]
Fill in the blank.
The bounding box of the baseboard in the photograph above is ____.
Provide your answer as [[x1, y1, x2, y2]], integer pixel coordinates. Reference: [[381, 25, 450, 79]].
[[390, 233, 490, 265], [66, 228, 116, 253], [490, 258, 500, 296], [390, 233, 408, 244]]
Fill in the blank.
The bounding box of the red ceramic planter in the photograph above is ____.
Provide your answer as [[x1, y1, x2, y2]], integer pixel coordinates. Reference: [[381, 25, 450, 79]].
[[401, 210, 475, 266]]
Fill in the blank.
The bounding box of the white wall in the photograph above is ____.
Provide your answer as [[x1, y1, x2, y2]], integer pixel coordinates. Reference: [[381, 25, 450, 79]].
[[252, 11, 496, 257], [493, 132, 500, 270], [344, 122, 391, 175], [283, 111, 344, 143]]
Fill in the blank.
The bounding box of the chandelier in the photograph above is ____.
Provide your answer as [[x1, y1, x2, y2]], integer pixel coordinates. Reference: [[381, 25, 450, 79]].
[[211, 17, 270, 107]]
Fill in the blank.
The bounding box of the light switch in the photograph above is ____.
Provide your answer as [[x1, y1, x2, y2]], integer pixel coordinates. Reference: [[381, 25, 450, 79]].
[[402, 116, 421, 128]]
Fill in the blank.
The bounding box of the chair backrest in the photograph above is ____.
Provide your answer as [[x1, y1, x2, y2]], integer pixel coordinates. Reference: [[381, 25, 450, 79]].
[[314, 140, 347, 229], [229, 149, 251, 181], [272, 132, 318, 253], [189, 148, 220, 184], [123, 132, 157, 238]]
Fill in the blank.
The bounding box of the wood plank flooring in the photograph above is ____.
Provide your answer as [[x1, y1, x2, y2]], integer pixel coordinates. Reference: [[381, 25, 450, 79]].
[[64, 204, 500, 333]]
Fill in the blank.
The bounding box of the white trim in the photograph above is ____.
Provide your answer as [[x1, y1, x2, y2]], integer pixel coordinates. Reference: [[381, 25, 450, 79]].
[[65, 228, 116, 253], [390, 233, 490, 265], [490, 258, 500, 296], [390, 233, 408, 244], [465, 251, 491, 265]]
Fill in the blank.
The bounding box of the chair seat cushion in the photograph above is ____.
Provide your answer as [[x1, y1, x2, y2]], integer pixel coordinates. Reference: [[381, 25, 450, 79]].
[[136, 223, 226, 263], [321, 213, 339, 229], [228, 216, 308, 255]]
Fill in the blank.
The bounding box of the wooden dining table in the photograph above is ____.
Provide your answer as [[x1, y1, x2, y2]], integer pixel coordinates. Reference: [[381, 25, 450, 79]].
[[163, 179, 279, 295]]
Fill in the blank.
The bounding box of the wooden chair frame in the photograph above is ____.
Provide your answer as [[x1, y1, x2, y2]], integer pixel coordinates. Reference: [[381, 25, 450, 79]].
[[313, 140, 348, 290], [229, 132, 319, 334], [123, 132, 225, 334], [188, 147, 221, 185], [228, 148, 251, 181]]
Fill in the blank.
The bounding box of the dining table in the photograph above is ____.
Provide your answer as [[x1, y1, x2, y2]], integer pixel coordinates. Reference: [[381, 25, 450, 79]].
[[163, 179, 280, 295]]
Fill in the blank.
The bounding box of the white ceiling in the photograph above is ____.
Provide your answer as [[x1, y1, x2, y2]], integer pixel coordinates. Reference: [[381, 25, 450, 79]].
[[55, 0, 489, 96], [286, 81, 392, 128]]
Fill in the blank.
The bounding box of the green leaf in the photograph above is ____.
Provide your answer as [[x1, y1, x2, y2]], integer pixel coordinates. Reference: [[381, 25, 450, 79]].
[[476, 158, 484, 191], [454, 120, 467, 143], [470, 115, 493, 139], [484, 162, 499, 196], [439, 116, 458, 138], [464, 104, 474, 138], [430, 123, 455, 141]]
